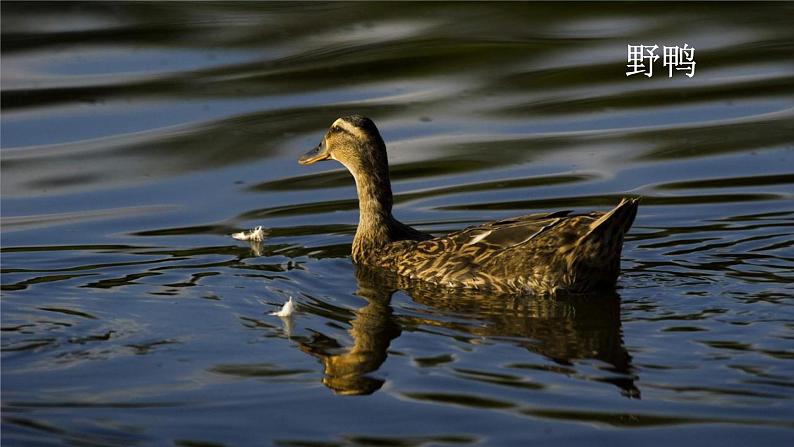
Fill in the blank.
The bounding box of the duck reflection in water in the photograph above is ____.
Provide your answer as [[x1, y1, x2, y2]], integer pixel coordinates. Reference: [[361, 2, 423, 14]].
[[298, 267, 401, 395], [298, 265, 639, 398]]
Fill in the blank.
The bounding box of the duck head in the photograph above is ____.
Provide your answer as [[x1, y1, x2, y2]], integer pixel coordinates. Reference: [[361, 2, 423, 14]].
[[300, 115, 396, 256], [299, 115, 389, 179]]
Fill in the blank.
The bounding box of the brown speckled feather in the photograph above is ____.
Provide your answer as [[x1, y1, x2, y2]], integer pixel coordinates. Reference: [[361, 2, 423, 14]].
[[300, 115, 639, 295], [364, 199, 637, 294]]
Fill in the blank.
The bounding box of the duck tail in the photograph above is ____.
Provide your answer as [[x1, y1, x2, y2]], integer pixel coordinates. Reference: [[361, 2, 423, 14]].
[[583, 197, 639, 242], [563, 198, 638, 292]]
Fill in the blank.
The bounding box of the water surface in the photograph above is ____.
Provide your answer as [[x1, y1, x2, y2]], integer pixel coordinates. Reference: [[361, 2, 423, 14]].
[[2, 2, 794, 446]]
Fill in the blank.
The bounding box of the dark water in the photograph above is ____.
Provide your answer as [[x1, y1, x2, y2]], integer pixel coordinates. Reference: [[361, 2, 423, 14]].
[[2, 2, 794, 446]]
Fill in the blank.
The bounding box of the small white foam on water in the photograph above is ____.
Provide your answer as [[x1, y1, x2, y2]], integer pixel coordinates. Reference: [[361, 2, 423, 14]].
[[231, 226, 266, 242], [270, 297, 296, 318]]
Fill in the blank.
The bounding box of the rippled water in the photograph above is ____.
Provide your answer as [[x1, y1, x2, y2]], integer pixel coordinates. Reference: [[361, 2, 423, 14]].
[[2, 2, 794, 446]]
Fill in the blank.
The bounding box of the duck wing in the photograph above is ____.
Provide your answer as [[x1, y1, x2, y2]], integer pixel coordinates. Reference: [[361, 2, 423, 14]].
[[440, 210, 573, 252], [390, 200, 638, 294], [395, 211, 573, 286]]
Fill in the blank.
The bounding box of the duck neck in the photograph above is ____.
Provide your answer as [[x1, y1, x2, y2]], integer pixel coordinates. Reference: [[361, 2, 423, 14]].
[[349, 165, 395, 262]]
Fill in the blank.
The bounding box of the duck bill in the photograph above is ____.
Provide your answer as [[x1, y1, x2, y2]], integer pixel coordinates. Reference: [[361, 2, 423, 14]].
[[299, 144, 330, 165]]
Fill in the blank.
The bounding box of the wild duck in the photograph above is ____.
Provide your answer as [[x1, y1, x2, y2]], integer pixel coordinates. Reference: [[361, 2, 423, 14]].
[[299, 115, 638, 295]]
